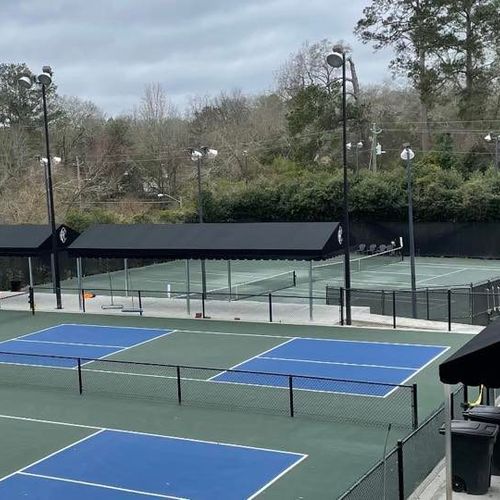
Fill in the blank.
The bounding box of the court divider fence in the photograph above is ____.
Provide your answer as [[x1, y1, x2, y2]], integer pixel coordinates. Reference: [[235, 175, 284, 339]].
[[0, 350, 418, 429], [338, 385, 465, 500]]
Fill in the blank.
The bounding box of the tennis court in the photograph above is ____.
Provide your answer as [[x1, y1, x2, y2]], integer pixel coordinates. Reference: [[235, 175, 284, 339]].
[[0, 427, 305, 499], [0, 311, 472, 498]]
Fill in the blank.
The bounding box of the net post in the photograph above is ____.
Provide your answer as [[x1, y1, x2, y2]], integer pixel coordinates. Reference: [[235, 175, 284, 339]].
[[381, 289, 385, 316], [450, 391, 455, 419], [411, 383, 418, 429], [463, 385, 469, 407], [81, 289, 86, 313], [77, 358, 83, 395], [397, 440, 405, 500], [288, 375, 294, 417], [176, 366, 182, 404], [293, 270, 297, 287], [202, 292, 206, 318], [268, 293, 273, 322], [426, 288, 430, 320], [392, 290, 396, 329], [447, 289, 451, 331], [340, 287, 344, 326], [138, 290, 143, 316], [28, 287, 35, 315]]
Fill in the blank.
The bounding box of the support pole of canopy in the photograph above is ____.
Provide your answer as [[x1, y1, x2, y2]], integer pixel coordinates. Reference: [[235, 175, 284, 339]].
[[185, 259, 191, 316], [227, 261, 232, 301], [309, 261, 313, 321], [28, 257, 34, 288], [444, 384, 453, 500], [124, 258, 129, 297], [77, 257, 83, 311]]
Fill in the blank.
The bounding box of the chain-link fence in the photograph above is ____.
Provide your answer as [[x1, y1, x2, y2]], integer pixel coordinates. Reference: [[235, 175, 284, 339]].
[[0, 351, 418, 428], [338, 385, 465, 500]]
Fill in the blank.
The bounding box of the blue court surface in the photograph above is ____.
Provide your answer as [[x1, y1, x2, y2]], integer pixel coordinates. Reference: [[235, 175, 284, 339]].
[[211, 338, 449, 397], [0, 324, 171, 368], [0, 429, 306, 499]]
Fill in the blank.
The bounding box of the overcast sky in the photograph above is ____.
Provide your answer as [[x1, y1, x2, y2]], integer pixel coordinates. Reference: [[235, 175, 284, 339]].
[[1, 0, 394, 116]]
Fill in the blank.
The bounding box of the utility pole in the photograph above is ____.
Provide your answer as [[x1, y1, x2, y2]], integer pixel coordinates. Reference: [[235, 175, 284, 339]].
[[369, 123, 383, 172]]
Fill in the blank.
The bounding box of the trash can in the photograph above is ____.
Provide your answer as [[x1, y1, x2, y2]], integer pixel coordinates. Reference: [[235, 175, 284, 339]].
[[439, 420, 498, 494], [464, 406, 500, 475]]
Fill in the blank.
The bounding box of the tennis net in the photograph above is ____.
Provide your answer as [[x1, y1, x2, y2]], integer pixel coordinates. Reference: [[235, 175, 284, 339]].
[[313, 244, 403, 283], [207, 270, 297, 301]]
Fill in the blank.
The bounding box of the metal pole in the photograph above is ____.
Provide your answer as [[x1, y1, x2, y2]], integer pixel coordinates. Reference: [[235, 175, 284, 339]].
[[227, 261, 232, 301], [197, 156, 208, 300], [496, 136, 499, 172], [124, 258, 129, 297], [342, 52, 352, 325], [76, 156, 82, 209], [406, 149, 417, 318], [444, 384, 453, 500], [28, 257, 34, 288], [185, 259, 191, 316], [42, 84, 62, 309], [77, 257, 83, 311], [309, 260, 313, 321]]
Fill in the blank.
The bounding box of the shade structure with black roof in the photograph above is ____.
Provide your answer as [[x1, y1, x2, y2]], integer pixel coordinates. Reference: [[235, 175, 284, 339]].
[[68, 222, 343, 261], [0, 224, 79, 256]]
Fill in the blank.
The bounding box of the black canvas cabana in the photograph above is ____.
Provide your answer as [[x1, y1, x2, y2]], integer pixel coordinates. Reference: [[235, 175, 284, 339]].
[[68, 222, 343, 260], [0, 224, 78, 256], [439, 322, 500, 499]]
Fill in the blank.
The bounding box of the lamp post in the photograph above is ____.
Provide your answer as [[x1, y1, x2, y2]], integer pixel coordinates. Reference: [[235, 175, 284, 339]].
[[401, 144, 417, 318], [485, 133, 499, 171], [327, 48, 352, 325], [190, 147, 218, 309], [19, 67, 62, 309]]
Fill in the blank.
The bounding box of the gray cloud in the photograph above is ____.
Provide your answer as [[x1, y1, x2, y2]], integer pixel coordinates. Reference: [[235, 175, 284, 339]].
[[1, 0, 394, 115]]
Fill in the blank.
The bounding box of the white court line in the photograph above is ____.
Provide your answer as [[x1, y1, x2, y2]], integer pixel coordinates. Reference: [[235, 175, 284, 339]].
[[0, 429, 105, 486], [384, 345, 451, 398], [206, 338, 296, 381], [16, 339, 128, 349], [18, 472, 186, 500], [416, 268, 469, 284], [259, 356, 416, 371]]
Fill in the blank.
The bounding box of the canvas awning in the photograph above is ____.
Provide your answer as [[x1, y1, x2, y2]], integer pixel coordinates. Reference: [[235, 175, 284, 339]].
[[0, 224, 79, 256], [68, 222, 343, 260], [439, 322, 499, 387]]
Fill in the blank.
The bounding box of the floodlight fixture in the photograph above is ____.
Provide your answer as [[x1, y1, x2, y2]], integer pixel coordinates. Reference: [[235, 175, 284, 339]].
[[326, 52, 344, 68]]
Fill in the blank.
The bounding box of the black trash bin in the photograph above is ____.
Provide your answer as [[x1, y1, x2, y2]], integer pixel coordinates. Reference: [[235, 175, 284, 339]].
[[439, 420, 498, 494], [464, 405, 500, 475]]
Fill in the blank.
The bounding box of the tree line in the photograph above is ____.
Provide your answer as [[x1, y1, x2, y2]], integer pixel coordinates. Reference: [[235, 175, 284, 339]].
[[0, 0, 499, 229]]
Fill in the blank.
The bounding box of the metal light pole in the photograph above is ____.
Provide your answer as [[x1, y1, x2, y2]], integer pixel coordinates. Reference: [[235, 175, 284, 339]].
[[19, 67, 62, 309], [327, 48, 352, 325], [402, 145, 417, 318], [485, 133, 500, 171], [190, 147, 218, 309]]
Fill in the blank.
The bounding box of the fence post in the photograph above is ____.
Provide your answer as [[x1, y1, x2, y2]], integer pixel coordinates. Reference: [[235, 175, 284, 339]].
[[77, 358, 83, 395], [81, 289, 86, 313], [340, 287, 344, 326], [28, 287, 35, 315], [138, 290, 143, 316], [288, 376, 294, 417], [448, 289, 452, 332], [393, 291, 397, 329], [470, 283, 474, 323], [202, 292, 206, 319], [268, 293, 273, 322], [397, 440, 405, 500], [411, 384, 418, 430], [426, 288, 430, 320], [176, 366, 182, 404]]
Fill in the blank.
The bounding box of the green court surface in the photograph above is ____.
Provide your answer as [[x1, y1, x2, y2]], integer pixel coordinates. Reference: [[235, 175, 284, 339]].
[[0, 310, 471, 498], [51, 255, 500, 301]]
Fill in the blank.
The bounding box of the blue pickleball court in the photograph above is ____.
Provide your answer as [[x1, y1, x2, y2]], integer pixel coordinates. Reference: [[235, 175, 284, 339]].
[[0, 429, 306, 499], [0, 324, 171, 368], [211, 338, 449, 397]]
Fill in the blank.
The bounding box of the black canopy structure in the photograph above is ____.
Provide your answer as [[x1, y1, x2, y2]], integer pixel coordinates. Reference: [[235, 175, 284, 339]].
[[0, 224, 79, 256], [68, 222, 343, 260], [440, 322, 500, 387]]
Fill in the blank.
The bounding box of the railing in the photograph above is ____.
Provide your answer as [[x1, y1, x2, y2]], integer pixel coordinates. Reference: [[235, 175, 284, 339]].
[[338, 385, 465, 500], [0, 351, 418, 429]]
